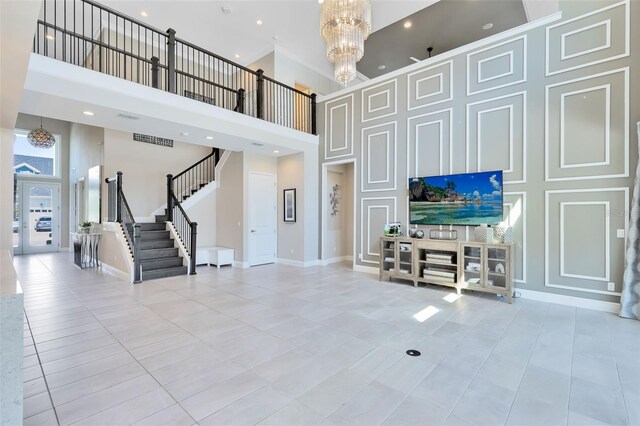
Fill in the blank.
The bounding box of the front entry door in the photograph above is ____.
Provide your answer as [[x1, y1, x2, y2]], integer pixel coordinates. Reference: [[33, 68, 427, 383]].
[[16, 181, 60, 255], [248, 173, 276, 266]]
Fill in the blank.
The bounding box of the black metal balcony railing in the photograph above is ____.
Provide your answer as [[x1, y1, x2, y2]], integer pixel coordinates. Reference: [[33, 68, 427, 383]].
[[33, 0, 317, 135]]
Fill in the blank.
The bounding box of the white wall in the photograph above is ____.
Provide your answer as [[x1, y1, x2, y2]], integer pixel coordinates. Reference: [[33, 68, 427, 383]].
[[274, 48, 342, 96], [102, 129, 211, 219], [0, 129, 14, 251], [69, 123, 103, 232], [278, 153, 305, 262]]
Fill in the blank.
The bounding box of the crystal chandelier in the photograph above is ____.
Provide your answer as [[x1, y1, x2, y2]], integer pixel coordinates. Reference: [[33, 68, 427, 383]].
[[320, 0, 371, 84], [27, 117, 56, 149]]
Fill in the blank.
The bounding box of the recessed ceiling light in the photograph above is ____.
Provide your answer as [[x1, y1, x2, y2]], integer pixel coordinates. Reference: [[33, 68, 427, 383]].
[[83, 111, 95, 116], [206, 136, 214, 140], [46, 33, 55, 40], [180, 132, 189, 136], [256, 19, 263, 25], [140, 11, 148, 17], [378, 65, 386, 70], [273, 150, 280, 153], [318, 0, 324, 4], [235, 54, 240, 59], [403, 21, 412, 29], [482, 23, 494, 30]]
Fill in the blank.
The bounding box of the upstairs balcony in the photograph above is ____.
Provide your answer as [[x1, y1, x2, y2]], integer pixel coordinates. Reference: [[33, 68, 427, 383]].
[[32, 0, 317, 135]]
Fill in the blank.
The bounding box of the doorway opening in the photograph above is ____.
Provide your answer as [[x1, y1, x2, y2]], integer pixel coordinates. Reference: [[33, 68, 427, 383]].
[[14, 180, 61, 255], [321, 159, 355, 266]]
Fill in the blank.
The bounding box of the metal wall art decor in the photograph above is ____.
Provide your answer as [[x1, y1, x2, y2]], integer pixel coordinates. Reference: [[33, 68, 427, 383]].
[[284, 188, 296, 223], [329, 184, 342, 216]]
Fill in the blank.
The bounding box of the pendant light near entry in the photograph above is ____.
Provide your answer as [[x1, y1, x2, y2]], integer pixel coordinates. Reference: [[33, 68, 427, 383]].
[[27, 117, 56, 149]]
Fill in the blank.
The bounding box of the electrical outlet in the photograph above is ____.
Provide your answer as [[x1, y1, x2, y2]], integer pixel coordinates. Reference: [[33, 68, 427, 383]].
[[617, 229, 625, 238], [607, 282, 615, 291]]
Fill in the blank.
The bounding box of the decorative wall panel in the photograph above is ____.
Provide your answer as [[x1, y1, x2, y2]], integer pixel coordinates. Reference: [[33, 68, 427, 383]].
[[362, 79, 397, 122], [503, 192, 526, 284], [324, 94, 354, 160], [545, 68, 628, 181], [407, 61, 453, 111], [545, 188, 628, 295], [360, 197, 396, 264], [361, 122, 397, 192], [467, 36, 527, 95], [546, 0, 629, 76], [466, 92, 526, 184], [407, 109, 452, 179]]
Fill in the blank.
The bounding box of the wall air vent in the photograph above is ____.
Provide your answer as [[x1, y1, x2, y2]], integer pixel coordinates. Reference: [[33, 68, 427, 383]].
[[221, 6, 232, 14], [117, 113, 141, 120], [252, 142, 264, 146]]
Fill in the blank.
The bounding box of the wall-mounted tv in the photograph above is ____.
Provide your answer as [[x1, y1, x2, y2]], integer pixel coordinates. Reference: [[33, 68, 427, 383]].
[[409, 170, 503, 226]]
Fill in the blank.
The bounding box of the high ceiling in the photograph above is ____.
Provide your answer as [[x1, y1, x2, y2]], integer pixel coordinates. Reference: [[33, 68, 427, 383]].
[[358, 0, 528, 79], [94, 0, 557, 85]]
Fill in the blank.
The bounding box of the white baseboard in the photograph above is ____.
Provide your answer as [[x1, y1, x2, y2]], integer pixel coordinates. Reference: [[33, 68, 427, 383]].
[[320, 256, 353, 266], [517, 288, 620, 313], [276, 258, 321, 267], [101, 262, 130, 282], [353, 264, 379, 275]]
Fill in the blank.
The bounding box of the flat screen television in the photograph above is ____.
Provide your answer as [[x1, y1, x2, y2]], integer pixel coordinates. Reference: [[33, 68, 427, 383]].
[[409, 170, 503, 226]]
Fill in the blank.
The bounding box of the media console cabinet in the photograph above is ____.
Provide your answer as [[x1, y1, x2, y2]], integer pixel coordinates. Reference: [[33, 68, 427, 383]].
[[379, 236, 513, 303]]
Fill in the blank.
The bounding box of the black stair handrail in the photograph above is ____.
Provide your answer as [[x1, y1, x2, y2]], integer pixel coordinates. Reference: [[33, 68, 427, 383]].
[[105, 172, 142, 283], [169, 193, 197, 275], [33, 0, 317, 134]]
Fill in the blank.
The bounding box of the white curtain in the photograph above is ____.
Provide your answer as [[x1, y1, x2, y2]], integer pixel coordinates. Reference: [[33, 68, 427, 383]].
[[620, 122, 640, 320]]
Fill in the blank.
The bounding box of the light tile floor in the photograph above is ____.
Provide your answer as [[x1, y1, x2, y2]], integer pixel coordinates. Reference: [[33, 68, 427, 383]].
[[16, 253, 640, 426]]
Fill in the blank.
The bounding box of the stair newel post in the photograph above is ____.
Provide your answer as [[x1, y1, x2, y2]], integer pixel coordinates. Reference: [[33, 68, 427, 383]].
[[189, 222, 197, 275], [133, 223, 142, 283], [311, 93, 317, 135], [166, 174, 174, 222], [256, 69, 264, 120], [236, 88, 245, 114], [151, 56, 159, 89], [166, 28, 176, 94], [115, 171, 123, 223]]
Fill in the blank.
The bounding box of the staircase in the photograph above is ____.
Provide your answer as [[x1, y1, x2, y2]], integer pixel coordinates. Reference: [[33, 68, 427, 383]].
[[135, 219, 188, 280]]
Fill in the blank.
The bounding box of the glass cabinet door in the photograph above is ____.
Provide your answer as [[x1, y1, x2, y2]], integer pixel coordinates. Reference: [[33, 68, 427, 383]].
[[461, 243, 483, 287], [381, 239, 396, 273], [397, 241, 413, 276], [486, 245, 508, 289]]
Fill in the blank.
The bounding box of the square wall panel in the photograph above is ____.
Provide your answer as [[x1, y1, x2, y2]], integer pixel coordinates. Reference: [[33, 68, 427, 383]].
[[361, 122, 397, 193], [545, 188, 628, 295], [362, 79, 397, 122], [545, 68, 628, 181], [467, 35, 527, 96], [407, 109, 452, 180], [324, 94, 354, 160], [466, 92, 526, 184], [546, 0, 629, 76], [407, 60, 453, 111], [360, 197, 396, 265]]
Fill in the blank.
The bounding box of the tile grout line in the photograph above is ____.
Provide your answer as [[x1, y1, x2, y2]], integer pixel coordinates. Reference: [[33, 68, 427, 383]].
[[604, 311, 631, 426], [23, 308, 61, 426], [24, 255, 194, 426], [565, 308, 577, 426], [501, 305, 550, 425]]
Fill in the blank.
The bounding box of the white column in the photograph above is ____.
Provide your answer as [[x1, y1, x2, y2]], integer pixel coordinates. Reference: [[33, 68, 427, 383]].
[[0, 129, 15, 252], [0, 250, 24, 426]]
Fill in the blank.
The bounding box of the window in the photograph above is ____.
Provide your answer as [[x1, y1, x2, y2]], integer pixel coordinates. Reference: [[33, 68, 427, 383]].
[[13, 130, 61, 178]]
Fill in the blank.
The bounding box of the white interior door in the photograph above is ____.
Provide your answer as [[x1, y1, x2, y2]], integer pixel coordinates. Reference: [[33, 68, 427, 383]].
[[18, 181, 61, 255], [248, 172, 276, 266]]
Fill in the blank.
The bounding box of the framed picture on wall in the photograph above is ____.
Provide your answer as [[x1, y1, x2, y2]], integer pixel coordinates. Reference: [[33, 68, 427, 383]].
[[284, 188, 296, 223]]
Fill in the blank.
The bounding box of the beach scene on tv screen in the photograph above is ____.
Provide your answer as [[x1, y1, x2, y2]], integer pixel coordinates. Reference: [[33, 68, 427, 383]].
[[409, 171, 503, 225]]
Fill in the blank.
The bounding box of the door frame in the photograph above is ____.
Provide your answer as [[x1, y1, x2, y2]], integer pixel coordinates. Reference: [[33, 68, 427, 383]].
[[247, 171, 278, 267], [321, 158, 357, 268], [15, 179, 61, 255]]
